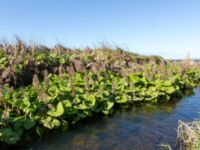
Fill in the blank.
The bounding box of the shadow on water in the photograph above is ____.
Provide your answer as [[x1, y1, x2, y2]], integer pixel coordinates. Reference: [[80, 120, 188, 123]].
[[23, 89, 200, 150]]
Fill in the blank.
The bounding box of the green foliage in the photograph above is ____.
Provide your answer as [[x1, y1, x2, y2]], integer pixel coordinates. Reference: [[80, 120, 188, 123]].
[[0, 45, 200, 145], [1, 68, 200, 144]]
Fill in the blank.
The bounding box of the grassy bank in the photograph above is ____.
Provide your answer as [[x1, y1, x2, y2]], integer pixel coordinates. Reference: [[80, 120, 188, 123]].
[[0, 41, 200, 145]]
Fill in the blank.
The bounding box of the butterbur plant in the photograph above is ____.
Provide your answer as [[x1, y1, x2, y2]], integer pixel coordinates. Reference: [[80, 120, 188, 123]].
[[43, 69, 49, 87], [58, 65, 64, 76], [32, 74, 40, 89]]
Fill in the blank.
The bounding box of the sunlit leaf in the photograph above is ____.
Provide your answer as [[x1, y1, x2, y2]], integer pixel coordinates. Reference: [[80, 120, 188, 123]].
[[47, 102, 64, 117]]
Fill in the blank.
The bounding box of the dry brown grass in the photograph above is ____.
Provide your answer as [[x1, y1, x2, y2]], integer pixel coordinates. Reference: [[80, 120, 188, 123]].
[[177, 120, 200, 150]]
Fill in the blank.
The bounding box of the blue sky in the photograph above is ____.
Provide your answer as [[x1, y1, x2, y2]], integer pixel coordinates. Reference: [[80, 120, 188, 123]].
[[0, 0, 200, 59]]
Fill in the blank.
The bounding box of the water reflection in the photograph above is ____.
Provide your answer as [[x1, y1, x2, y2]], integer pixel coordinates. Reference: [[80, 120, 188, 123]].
[[29, 89, 200, 150]]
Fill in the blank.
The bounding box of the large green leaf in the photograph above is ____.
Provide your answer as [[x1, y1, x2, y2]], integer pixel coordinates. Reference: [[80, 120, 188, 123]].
[[128, 74, 147, 85], [63, 100, 72, 108], [115, 94, 128, 103], [76, 87, 84, 93], [85, 94, 96, 107], [74, 103, 88, 110], [163, 80, 173, 86], [23, 118, 36, 130], [51, 118, 61, 128], [165, 86, 176, 94], [2, 86, 11, 102], [40, 116, 61, 129], [106, 101, 114, 110], [102, 101, 114, 115], [47, 85, 59, 97], [132, 96, 143, 101], [13, 117, 36, 130], [47, 102, 64, 117], [0, 128, 22, 144]]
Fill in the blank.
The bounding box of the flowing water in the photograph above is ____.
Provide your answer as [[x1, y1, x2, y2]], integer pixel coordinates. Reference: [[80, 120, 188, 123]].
[[28, 89, 200, 150]]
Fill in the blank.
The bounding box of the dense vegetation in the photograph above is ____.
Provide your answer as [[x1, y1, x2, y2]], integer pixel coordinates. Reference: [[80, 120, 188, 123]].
[[0, 40, 200, 146]]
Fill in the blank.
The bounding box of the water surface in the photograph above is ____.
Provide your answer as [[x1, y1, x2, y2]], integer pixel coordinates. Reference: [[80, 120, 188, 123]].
[[29, 89, 200, 150]]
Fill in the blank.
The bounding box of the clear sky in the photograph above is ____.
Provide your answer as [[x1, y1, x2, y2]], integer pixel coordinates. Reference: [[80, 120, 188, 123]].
[[0, 0, 200, 59]]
